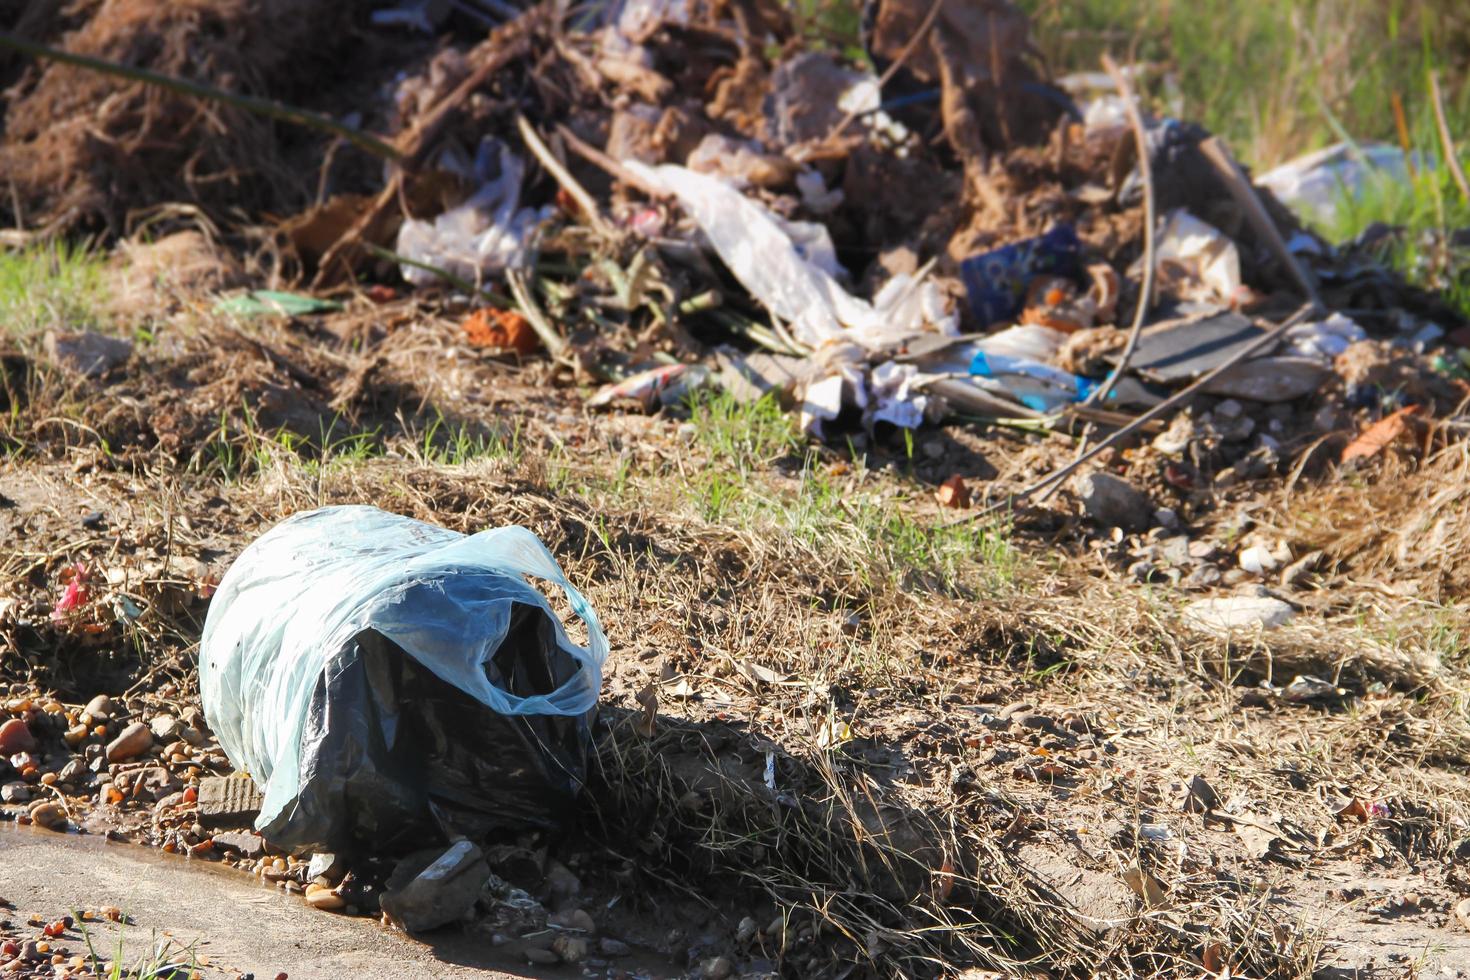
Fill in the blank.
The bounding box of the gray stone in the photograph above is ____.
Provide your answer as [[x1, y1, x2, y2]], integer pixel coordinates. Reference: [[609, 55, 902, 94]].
[[380, 841, 490, 933], [44, 331, 133, 379], [2, 781, 31, 803], [1075, 472, 1152, 533], [58, 758, 89, 785], [150, 715, 181, 741], [211, 831, 267, 860], [1182, 596, 1294, 635], [197, 774, 263, 828]]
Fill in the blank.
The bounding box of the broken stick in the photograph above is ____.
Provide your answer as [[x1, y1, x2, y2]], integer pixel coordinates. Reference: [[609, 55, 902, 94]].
[[1198, 136, 1324, 313]]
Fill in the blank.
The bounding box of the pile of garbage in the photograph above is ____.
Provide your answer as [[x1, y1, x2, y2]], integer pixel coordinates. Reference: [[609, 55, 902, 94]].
[[5, 0, 1464, 476]]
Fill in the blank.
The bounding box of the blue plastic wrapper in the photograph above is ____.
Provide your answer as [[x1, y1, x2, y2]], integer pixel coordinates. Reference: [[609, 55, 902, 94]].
[[959, 225, 1081, 326], [970, 349, 1099, 412]]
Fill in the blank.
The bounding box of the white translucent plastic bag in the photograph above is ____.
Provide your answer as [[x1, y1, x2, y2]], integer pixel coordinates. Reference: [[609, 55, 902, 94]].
[[200, 505, 607, 848]]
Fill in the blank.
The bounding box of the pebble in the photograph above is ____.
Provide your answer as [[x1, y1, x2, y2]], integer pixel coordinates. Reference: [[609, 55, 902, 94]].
[[304, 883, 346, 911], [1182, 596, 1294, 634], [524, 947, 559, 965], [1455, 897, 1470, 932], [551, 936, 588, 964], [1, 781, 30, 803], [83, 695, 113, 719], [106, 722, 153, 763], [0, 718, 36, 755], [736, 916, 757, 944], [598, 938, 630, 957], [548, 908, 596, 934], [1074, 472, 1152, 533], [307, 852, 346, 884], [28, 800, 66, 831], [149, 715, 181, 741], [701, 956, 734, 979]]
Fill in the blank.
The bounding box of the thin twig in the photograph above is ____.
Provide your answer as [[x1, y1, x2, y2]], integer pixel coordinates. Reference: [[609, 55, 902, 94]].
[[1085, 53, 1155, 408], [953, 303, 1317, 524], [517, 115, 614, 237], [555, 123, 670, 200], [1429, 71, 1470, 205], [1198, 136, 1324, 313], [0, 32, 400, 162], [822, 0, 947, 143], [506, 268, 570, 360]]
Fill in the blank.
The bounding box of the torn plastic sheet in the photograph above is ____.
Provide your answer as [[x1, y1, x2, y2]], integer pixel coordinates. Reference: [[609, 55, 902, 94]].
[[200, 506, 607, 853], [625, 161, 956, 352], [1281, 312, 1367, 362], [395, 139, 552, 288], [1153, 209, 1243, 305], [1258, 142, 1415, 225]]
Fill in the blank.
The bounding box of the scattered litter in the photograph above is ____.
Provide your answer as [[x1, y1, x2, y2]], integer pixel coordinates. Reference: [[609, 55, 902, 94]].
[[200, 505, 607, 852], [960, 226, 1081, 328], [396, 139, 551, 288], [1153, 210, 1244, 306], [463, 307, 538, 354], [215, 290, 342, 317]]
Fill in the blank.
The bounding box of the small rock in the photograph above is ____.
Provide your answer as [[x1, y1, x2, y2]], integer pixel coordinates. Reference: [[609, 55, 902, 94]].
[[0, 718, 36, 756], [44, 330, 133, 378], [212, 831, 267, 860], [305, 883, 346, 912], [381, 841, 490, 932], [197, 775, 263, 828], [28, 800, 66, 830], [57, 759, 88, 785], [1455, 897, 1470, 932], [2, 781, 31, 803], [599, 937, 630, 957], [83, 695, 113, 719], [149, 716, 181, 741], [1238, 545, 1281, 575], [1182, 596, 1294, 635], [543, 860, 581, 902], [549, 908, 596, 934], [524, 948, 559, 965], [105, 722, 153, 763], [551, 935, 589, 964], [1075, 472, 1152, 533], [701, 956, 734, 979], [736, 916, 758, 944]]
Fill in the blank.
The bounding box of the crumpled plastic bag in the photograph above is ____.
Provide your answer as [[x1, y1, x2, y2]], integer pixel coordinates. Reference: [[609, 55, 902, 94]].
[[624, 161, 956, 353], [396, 139, 552, 288], [200, 505, 607, 852]]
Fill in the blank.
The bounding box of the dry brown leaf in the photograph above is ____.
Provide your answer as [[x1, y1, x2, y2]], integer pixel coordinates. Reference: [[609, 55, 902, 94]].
[[935, 475, 971, 509], [1121, 863, 1170, 910], [1234, 820, 1280, 860], [634, 682, 658, 738], [935, 857, 956, 902], [1341, 404, 1422, 463], [736, 660, 790, 687]]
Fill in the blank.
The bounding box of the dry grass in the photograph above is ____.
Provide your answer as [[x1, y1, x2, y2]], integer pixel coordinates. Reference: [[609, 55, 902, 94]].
[[5, 275, 1470, 976]]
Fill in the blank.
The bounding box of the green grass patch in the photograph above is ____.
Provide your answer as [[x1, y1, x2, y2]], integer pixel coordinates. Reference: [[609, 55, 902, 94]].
[[1022, 0, 1470, 168], [0, 240, 108, 338], [684, 391, 1013, 590]]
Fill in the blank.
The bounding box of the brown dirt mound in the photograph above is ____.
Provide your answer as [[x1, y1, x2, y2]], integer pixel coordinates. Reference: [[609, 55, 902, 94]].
[[0, 0, 373, 235]]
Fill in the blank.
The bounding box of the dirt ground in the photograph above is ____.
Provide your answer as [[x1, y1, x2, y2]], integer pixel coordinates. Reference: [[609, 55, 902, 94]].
[[3, 2, 1470, 978], [1, 233, 1469, 979]]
